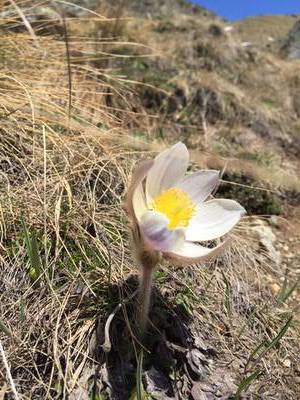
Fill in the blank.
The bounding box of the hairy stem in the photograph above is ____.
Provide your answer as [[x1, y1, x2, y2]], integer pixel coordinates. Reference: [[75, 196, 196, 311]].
[[138, 264, 154, 335]]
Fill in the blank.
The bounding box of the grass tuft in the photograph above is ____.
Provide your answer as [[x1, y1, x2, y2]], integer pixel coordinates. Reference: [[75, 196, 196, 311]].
[[0, 2, 299, 399]]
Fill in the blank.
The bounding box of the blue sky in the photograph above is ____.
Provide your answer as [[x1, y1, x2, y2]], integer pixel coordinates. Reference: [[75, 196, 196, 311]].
[[193, 1, 300, 21]]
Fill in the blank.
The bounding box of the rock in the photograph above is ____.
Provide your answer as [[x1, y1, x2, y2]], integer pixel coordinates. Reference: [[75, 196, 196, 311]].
[[235, 129, 258, 147], [280, 20, 300, 59], [268, 215, 281, 228], [241, 41, 253, 48], [186, 348, 208, 379], [144, 367, 175, 400], [191, 383, 212, 400], [224, 26, 233, 33], [271, 283, 281, 295], [193, 335, 208, 352], [252, 221, 281, 267]]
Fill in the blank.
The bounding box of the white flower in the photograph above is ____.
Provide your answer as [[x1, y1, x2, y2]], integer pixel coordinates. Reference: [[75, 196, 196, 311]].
[[127, 142, 245, 265]]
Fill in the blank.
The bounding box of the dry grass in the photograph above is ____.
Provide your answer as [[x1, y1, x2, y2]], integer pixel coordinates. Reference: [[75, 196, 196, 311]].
[[234, 15, 300, 45], [0, 4, 144, 397], [0, 2, 299, 399], [122, 15, 300, 194]]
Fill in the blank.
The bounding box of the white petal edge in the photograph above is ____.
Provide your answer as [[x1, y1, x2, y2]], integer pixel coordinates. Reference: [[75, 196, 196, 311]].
[[139, 210, 185, 252], [132, 183, 147, 222], [146, 142, 189, 204], [165, 240, 228, 266], [126, 160, 154, 224], [186, 199, 246, 242], [176, 170, 220, 204]]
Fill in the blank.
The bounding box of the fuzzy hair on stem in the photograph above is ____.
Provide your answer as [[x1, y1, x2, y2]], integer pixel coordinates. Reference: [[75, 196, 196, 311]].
[[137, 249, 161, 335]]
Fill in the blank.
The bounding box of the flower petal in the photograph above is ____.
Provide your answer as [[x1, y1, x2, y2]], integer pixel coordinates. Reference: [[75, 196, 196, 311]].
[[176, 170, 219, 204], [146, 142, 189, 203], [186, 199, 246, 242], [132, 183, 147, 222], [126, 160, 154, 224], [140, 211, 185, 252], [165, 240, 228, 266]]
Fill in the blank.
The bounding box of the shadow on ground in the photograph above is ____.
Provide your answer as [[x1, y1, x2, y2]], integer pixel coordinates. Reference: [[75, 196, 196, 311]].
[[92, 275, 222, 400]]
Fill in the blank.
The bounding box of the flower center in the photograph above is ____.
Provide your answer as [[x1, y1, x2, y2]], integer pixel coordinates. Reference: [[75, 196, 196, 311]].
[[150, 188, 196, 229]]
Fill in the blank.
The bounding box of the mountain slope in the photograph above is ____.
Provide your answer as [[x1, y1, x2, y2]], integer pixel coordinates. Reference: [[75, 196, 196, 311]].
[[0, 1, 299, 399]]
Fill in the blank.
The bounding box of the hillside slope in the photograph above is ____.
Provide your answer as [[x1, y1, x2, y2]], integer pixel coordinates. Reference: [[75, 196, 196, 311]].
[[109, 2, 300, 191], [0, 1, 299, 399]]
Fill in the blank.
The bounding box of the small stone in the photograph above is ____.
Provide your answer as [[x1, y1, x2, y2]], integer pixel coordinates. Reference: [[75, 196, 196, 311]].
[[271, 283, 281, 295], [283, 359, 291, 368], [194, 336, 208, 351], [200, 383, 214, 393], [269, 216, 280, 228], [252, 221, 281, 267], [191, 383, 211, 400], [186, 349, 207, 379], [283, 244, 289, 252], [144, 367, 174, 399]]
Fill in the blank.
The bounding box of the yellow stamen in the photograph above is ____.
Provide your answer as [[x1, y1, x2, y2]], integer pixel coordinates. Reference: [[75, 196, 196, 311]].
[[150, 188, 196, 229]]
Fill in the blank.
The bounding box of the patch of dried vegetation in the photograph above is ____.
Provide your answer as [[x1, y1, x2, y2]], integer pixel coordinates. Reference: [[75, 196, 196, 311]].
[[0, 2, 299, 399]]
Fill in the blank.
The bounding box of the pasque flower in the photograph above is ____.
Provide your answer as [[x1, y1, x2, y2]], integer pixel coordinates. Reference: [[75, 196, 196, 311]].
[[127, 142, 245, 332], [127, 142, 245, 266]]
